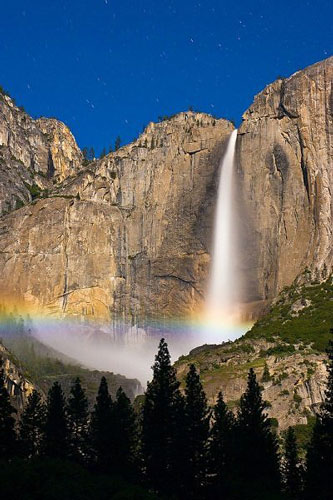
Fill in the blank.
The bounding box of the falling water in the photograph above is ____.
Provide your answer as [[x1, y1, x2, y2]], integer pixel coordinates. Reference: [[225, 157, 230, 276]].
[[206, 129, 238, 323]]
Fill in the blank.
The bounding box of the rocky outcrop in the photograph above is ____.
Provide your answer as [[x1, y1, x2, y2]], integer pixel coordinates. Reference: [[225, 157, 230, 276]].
[[0, 112, 233, 321], [0, 92, 82, 216], [175, 338, 328, 430], [237, 56, 333, 313], [0, 341, 34, 410]]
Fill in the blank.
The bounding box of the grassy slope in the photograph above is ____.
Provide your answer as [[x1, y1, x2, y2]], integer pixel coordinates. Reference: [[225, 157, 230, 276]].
[[245, 276, 333, 351]]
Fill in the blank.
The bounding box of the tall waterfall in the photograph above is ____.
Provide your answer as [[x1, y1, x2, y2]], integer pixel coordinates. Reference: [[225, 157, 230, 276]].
[[206, 129, 238, 322]]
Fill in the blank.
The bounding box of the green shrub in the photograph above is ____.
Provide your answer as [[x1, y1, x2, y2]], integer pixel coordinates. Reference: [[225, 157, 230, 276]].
[[266, 344, 296, 357]]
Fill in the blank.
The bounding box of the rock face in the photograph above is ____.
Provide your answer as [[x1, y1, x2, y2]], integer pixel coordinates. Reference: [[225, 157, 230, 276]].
[[0, 57, 332, 323], [0, 91, 82, 216], [0, 341, 34, 410], [237, 56, 333, 313], [0, 106, 233, 321]]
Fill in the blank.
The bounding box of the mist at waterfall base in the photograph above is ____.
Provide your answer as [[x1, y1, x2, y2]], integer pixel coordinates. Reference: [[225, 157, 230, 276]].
[[31, 317, 248, 386], [31, 129, 248, 386]]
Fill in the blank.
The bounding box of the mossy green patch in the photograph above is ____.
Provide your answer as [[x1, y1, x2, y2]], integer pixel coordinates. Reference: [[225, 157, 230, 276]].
[[245, 277, 333, 351]]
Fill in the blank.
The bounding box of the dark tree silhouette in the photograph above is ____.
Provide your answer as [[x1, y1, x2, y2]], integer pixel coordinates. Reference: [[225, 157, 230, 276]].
[[67, 378, 89, 463], [112, 386, 137, 478], [114, 136, 121, 151], [82, 147, 89, 164], [0, 368, 17, 460], [142, 338, 185, 496], [99, 147, 107, 159], [261, 362, 271, 382], [19, 389, 46, 458], [44, 381, 70, 459], [89, 376, 114, 471], [209, 391, 236, 497], [283, 426, 302, 499], [183, 363, 210, 498], [235, 368, 281, 499], [88, 147, 95, 161], [305, 330, 333, 500]]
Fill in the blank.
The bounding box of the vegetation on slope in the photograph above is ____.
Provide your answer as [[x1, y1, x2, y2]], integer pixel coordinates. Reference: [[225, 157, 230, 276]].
[[245, 275, 333, 351]]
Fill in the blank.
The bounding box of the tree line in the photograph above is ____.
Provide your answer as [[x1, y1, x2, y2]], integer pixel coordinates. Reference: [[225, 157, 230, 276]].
[[0, 334, 332, 500], [82, 136, 122, 164]]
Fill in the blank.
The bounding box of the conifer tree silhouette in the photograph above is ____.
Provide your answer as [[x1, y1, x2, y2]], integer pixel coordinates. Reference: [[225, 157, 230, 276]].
[[44, 381, 70, 459], [112, 386, 137, 478], [235, 368, 281, 499], [67, 378, 89, 463], [89, 376, 114, 471], [305, 330, 333, 500], [209, 390, 236, 497], [183, 363, 210, 498], [19, 389, 46, 458], [142, 338, 185, 496], [283, 426, 302, 499]]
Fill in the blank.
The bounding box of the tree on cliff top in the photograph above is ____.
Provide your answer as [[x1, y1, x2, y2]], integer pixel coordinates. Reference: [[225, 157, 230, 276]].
[[114, 136, 121, 151]]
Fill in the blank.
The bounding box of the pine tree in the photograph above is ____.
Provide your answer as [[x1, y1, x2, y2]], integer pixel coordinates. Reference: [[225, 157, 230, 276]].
[[44, 382, 70, 459], [82, 147, 89, 164], [305, 330, 333, 500], [235, 368, 281, 499], [283, 426, 302, 499], [142, 338, 185, 496], [89, 376, 114, 471], [0, 368, 17, 460], [114, 136, 121, 151], [88, 147, 95, 161], [209, 391, 236, 497], [19, 389, 46, 458], [183, 364, 210, 498], [262, 362, 271, 382], [112, 387, 137, 477], [67, 378, 89, 463], [99, 147, 107, 159]]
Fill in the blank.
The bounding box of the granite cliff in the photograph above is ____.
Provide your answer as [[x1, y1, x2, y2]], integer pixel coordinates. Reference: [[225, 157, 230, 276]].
[[236, 56, 333, 315], [0, 102, 233, 321], [1, 57, 332, 323], [0, 92, 83, 217]]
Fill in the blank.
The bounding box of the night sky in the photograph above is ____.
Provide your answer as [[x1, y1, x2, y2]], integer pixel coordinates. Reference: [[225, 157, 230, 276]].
[[1, 1, 332, 155]]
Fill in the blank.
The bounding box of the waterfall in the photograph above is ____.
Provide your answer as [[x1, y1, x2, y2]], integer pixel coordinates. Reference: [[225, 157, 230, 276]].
[[206, 129, 238, 322]]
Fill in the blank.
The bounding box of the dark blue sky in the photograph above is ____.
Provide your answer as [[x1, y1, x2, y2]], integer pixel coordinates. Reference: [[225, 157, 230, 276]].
[[1, 1, 332, 155]]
